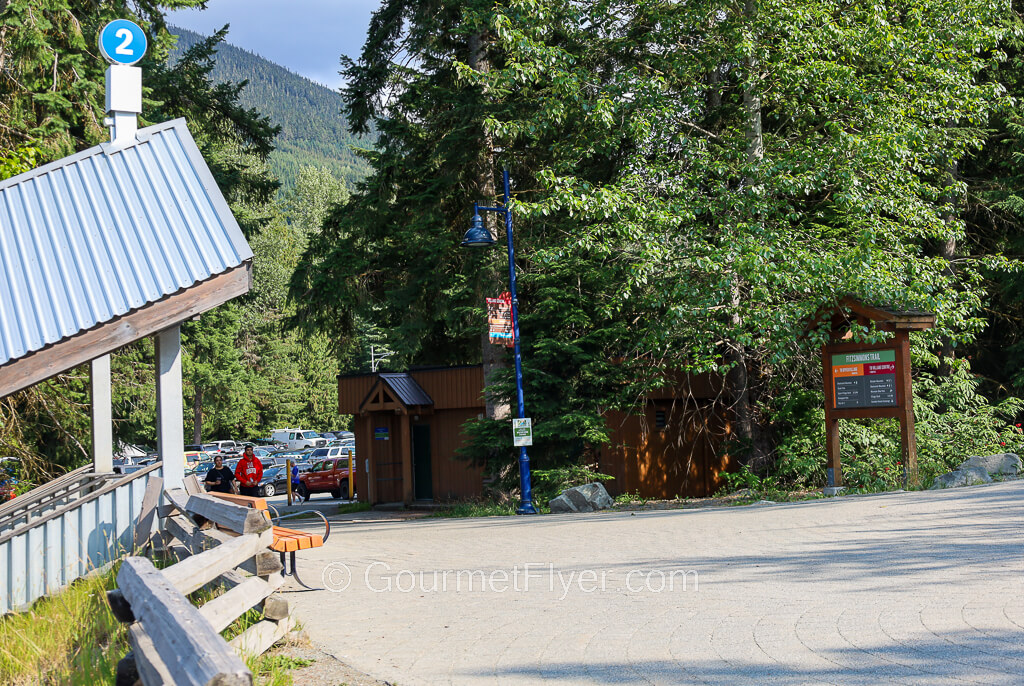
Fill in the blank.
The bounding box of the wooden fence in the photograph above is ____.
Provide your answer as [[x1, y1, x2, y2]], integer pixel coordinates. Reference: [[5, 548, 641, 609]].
[[110, 484, 296, 685]]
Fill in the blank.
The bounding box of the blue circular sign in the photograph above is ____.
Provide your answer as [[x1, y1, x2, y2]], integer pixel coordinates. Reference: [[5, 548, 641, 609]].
[[99, 20, 147, 65]]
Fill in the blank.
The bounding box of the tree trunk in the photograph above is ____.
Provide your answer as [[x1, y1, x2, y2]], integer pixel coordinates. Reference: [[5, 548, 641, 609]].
[[938, 160, 958, 376], [193, 387, 203, 445], [726, 0, 769, 466], [469, 30, 510, 420]]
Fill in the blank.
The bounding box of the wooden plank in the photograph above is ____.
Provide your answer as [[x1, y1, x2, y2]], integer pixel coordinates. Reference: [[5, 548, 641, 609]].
[[183, 473, 204, 496], [261, 594, 289, 621], [162, 530, 273, 596], [400, 413, 413, 505], [133, 476, 163, 551], [117, 557, 252, 686], [210, 492, 268, 510], [0, 265, 251, 399], [127, 623, 176, 686], [822, 345, 842, 488], [896, 331, 920, 487], [185, 493, 271, 534], [229, 615, 297, 659], [199, 575, 282, 633]]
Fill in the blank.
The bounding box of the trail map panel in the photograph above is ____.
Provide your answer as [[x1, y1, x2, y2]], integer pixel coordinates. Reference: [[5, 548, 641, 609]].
[[832, 350, 897, 409]]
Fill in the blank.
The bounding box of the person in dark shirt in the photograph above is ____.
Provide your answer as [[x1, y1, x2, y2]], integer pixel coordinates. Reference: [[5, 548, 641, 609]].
[[204, 455, 236, 494]]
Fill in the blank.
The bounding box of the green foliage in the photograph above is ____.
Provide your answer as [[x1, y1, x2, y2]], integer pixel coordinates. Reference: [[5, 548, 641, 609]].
[[0, 146, 39, 180], [299, 0, 1024, 486], [0, 563, 127, 684], [169, 26, 372, 192], [429, 500, 517, 518]]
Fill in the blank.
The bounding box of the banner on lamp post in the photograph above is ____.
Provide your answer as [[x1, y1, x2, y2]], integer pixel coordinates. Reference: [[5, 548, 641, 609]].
[[486, 291, 514, 347]]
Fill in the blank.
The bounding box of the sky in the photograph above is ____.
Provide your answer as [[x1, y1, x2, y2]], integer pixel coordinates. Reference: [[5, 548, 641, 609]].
[[165, 0, 381, 89]]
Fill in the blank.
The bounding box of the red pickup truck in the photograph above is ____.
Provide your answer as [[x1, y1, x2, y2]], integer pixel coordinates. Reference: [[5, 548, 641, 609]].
[[298, 453, 356, 500]]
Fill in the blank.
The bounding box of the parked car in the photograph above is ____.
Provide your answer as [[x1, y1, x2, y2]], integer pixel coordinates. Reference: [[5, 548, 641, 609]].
[[270, 428, 327, 450], [184, 451, 214, 473], [256, 467, 289, 498], [298, 455, 356, 500], [208, 440, 242, 456]]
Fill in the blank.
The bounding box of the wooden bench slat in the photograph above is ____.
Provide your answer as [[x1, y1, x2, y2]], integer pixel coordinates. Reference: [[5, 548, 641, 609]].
[[209, 492, 268, 510], [270, 525, 324, 552]]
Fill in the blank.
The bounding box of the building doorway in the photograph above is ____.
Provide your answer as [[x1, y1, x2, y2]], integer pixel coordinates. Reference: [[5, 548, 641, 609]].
[[412, 425, 433, 500]]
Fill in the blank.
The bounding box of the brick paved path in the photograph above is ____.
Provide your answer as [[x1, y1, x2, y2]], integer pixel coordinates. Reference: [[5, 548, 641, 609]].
[[285, 480, 1024, 684]]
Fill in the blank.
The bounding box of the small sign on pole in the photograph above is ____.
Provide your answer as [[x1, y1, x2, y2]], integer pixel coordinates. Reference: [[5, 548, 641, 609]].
[[487, 291, 514, 347], [513, 418, 533, 447], [99, 19, 148, 65]]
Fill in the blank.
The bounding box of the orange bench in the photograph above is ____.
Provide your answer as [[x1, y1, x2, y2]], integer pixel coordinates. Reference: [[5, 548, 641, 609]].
[[209, 492, 329, 588]]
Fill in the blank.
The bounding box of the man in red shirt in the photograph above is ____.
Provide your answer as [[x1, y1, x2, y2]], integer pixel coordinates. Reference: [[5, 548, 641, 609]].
[[234, 445, 263, 497]]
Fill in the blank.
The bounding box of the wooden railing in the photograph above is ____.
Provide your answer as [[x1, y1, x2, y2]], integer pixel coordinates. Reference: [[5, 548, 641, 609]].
[[109, 487, 295, 685], [0, 463, 163, 615], [0, 465, 115, 534]]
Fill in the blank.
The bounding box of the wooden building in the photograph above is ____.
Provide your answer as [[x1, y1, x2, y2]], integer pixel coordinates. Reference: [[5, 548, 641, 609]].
[[338, 367, 487, 505], [339, 365, 734, 505]]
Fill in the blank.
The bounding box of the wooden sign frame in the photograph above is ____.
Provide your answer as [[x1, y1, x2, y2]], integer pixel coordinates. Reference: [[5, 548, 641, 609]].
[[813, 298, 935, 490]]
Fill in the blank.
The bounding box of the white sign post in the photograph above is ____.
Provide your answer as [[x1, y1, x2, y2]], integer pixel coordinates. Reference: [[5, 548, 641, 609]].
[[513, 418, 533, 447]]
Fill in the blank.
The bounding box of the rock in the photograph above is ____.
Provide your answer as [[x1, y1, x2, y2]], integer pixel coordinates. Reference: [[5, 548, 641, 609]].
[[548, 493, 578, 513], [930, 465, 993, 490], [547, 483, 614, 513], [959, 453, 1021, 477]]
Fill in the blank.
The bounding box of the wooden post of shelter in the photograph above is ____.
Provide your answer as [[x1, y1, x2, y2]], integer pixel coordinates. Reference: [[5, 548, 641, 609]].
[[813, 298, 934, 491]]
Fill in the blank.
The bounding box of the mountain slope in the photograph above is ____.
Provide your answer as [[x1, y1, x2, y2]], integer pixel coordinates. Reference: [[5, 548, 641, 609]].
[[169, 26, 371, 190]]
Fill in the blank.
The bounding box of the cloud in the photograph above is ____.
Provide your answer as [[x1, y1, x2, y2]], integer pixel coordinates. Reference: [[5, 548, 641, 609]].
[[166, 0, 379, 88]]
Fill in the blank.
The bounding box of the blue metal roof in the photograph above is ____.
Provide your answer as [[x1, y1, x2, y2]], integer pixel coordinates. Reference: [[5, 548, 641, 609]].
[[379, 373, 434, 407], [0, 119, 252, 367]]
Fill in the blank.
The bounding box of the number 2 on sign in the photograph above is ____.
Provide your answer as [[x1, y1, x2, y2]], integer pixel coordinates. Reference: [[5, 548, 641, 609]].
[[115, 28, 133, 55]]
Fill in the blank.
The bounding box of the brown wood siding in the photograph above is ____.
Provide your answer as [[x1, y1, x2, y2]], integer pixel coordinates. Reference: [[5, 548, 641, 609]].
[[338, 375, 377, 415], [410, 366, 485, 410], [601, 401, 733, 499], [414, 409, 485, 501]]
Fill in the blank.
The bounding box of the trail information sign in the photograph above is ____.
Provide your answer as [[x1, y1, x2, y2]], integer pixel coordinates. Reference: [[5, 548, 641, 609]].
[[832, 350, 897, 409], [813, 298, 935, 490], [513, 418, 533, 447]]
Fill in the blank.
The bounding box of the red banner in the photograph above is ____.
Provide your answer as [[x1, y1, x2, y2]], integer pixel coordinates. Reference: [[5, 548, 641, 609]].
[[486, 291, 514, 347]]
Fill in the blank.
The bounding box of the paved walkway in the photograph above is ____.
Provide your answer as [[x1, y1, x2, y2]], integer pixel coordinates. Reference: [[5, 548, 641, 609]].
[[283, 481, 1024, 685]]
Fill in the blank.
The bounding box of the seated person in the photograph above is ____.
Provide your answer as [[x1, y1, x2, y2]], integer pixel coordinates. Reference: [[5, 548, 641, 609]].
[[204, 455, 236, 494]]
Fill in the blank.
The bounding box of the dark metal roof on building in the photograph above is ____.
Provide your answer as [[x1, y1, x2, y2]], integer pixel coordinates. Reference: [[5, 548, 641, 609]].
[[379, 373, 433, 407], [0, 118, 252, 368]]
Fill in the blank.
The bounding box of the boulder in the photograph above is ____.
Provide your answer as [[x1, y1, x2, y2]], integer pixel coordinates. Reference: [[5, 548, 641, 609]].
[[959, 453, 1021, 477], [548, 483, 614, 513], [929, 465, 992, 490]]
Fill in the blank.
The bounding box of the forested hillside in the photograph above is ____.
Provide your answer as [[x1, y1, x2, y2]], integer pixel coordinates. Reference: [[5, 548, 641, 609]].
[[169, 25, 370, 190]]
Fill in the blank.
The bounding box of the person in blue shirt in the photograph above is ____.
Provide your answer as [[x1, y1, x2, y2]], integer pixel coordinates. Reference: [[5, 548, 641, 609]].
[[291, 461, 304, 502]]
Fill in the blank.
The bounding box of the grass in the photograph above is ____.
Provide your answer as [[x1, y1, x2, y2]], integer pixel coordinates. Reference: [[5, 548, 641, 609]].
[[0, 564, 127, 685], [247, 654, 314, 686], [0, 554, 309, 685], [428, 500, 517, 518], [337, 502, 372, 515]]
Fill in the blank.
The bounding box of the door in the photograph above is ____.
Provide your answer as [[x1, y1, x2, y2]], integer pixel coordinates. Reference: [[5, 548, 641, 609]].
[[372, 416, 403, 502], [412, 424, 432, 500]]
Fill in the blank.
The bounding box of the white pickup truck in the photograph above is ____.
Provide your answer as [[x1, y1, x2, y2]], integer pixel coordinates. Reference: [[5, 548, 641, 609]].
[[271, 428, 327, 450]]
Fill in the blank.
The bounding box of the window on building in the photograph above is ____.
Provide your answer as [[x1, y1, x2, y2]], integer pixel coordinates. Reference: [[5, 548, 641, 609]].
[[655, 410, 667, 429]]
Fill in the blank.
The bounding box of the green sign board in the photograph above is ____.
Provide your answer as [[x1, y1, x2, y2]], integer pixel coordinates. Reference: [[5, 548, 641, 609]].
[[374, 427, 389, 441], [831, 349, 897, 409], [513, 418, 533, 447]]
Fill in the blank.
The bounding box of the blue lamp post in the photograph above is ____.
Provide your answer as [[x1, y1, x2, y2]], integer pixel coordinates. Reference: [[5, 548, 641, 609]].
[[462, 169, 538, 515]]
